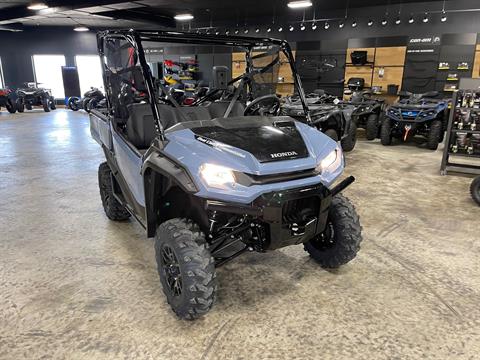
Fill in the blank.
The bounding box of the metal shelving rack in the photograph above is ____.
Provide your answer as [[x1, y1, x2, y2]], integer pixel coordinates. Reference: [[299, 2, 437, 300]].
[[440, 90, 480, 176]]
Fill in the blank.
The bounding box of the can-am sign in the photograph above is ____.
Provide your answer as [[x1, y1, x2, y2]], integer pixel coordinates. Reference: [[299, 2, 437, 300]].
[[408, 36, 441, 45]]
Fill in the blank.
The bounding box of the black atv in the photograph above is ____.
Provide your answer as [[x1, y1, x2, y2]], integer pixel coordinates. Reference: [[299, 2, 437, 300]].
[[0, 88, 16, 113], [90, 29, 362, 320], [344, 79, 385, 140], [282, 91, 357, 152], [381, 91, 449, 150], [471, 177, 480, 206], [68, 87, 105, 112], [16, 83, 56, 112]]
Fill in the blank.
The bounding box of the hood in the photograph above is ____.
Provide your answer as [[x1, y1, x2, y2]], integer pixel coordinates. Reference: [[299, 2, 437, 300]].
[[163, 116, 340, 204], [190, 118, 309, 163]]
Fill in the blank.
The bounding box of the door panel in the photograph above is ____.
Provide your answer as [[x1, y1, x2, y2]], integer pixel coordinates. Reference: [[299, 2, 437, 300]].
[[112, 132, 145, 207]]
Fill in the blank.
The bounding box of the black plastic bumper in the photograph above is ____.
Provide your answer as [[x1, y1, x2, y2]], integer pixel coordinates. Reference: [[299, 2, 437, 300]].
[[206, 176, 355, 250]]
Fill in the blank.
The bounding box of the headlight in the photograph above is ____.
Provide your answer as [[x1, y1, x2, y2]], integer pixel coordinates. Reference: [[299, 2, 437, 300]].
[[315, 146, 343, 174], [200, 163, 236, 189]]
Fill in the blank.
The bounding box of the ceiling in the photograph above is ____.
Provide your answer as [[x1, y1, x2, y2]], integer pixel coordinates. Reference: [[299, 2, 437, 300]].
[[0, 0, 455, 30]]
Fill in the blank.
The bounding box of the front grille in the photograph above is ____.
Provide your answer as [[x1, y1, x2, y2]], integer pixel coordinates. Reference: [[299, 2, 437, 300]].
[[282, 197, 320, 224], [234, 168, 317, 186]]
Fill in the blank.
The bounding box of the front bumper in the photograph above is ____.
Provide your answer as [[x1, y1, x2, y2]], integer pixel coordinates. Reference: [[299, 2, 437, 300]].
[[206, 176, 354, 250]]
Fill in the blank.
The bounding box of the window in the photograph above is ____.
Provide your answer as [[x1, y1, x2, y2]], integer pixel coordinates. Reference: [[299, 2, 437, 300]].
[[75, 55, 104, 95], [0, 57, 4, 88], [32, 55, 66, 98]]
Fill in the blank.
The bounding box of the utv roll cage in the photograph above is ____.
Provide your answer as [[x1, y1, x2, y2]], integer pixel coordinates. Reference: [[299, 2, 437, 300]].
[[96, 29, 312, 141]]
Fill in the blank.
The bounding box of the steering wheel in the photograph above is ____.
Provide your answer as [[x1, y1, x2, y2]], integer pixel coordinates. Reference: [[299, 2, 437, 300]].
[[244, 94, 281, 116]]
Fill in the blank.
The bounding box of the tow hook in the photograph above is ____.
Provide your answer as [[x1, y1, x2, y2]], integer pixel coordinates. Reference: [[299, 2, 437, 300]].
[[289, 218, 316, 236], [404, 124, 412, 141]]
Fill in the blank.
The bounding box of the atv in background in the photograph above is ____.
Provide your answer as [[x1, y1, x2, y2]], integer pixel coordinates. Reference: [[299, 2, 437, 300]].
[[68, 87, 105, 112], [16, 83, 56, 112], [282, 90, 357, 152], [344, 78, 385, 140], [90, 30, 362, 320], [381, 91, 450, 150], [0, 88, 16, 113], [471, 177, 480, 206]]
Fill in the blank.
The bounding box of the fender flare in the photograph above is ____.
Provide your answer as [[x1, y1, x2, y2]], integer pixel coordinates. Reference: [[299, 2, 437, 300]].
[[142, 151, 198, 237]]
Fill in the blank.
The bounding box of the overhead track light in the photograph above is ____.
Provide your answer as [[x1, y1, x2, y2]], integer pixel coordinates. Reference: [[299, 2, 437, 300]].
[[267, 27, 272, 33], [351, 20, 357, 28], [324, 22, 330, 30], [289, 24, 294, 31], [408, 16, 414, 24], [255, 28, 260, 33], [234, 29, 239, 34], [381, 19, 387, 26], [339, 21, 345, 28], [311, 22, 317, 30], [278, 26, 283, 32], [244, 28, 249, 34], [287, 1, 312, 9], [300, 23, 306, 31], [27, 2, 48, 10], [174, 13, 194, 21], [441, 11, 447, 22], [395, 17, 401, 25], [367, 19, 373, 26], [422, 13, 429, 23]]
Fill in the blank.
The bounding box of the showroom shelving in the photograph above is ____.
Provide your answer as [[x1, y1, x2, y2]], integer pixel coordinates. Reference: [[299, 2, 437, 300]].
[[440, 90, 480, 176]]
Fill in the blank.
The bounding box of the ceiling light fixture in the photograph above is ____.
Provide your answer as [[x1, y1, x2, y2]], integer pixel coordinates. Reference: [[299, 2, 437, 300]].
[[74, 25, 89, 32], [300, 23, 306, 31], [287, 1, 312, 9], [395, 17, 401, 25], [255, 27, 260, 33], [27, 2, 48, 10], [351, 20, 357, 28], [225, 29, 230, 35], [278, 26, 283, 32], [234, 29, 239, 34], [381, 18, 387, 26], [408, 15, 414, 24], [441, 0, 447, 22], [441, 11, 447, 22], [312, 22, 317, 30], [367, 19, 374, 26], [289, 24, 294, 31], [267, 27, 272, 32], [244, 28, 249, 34], [324, 21, 330, 30], [422, 13, 429, 23], [339, 21, 345, 28], [174, 13, 194, 21]]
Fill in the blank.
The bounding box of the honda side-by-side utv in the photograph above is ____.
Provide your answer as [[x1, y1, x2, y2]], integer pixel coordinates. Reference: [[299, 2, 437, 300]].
[[90, 30, 362, 320], [381, 91, 449, 150]]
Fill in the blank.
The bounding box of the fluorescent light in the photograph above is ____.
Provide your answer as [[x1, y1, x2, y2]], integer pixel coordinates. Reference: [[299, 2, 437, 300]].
[[28, 2, 48, 10], [74, 26, 89, 32], [174, 13, 194, 21], [287, 1, 312, 9]]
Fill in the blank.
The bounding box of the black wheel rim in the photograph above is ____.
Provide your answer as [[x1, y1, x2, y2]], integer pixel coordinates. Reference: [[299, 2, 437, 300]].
[[161, 245, 183, 297], [311, 223, 335, 251]]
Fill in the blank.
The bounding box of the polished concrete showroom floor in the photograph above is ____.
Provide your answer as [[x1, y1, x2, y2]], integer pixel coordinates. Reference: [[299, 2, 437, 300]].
[[1, 109, 479, 360]]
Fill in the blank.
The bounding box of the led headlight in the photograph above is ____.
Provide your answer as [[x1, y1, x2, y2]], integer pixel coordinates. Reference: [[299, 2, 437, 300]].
[[200, 163, 236, 189], [315, 146, 343, 174]]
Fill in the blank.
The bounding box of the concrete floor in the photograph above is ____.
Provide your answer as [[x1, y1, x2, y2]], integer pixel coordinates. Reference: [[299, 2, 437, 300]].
[[1, 109, 479, 360]]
